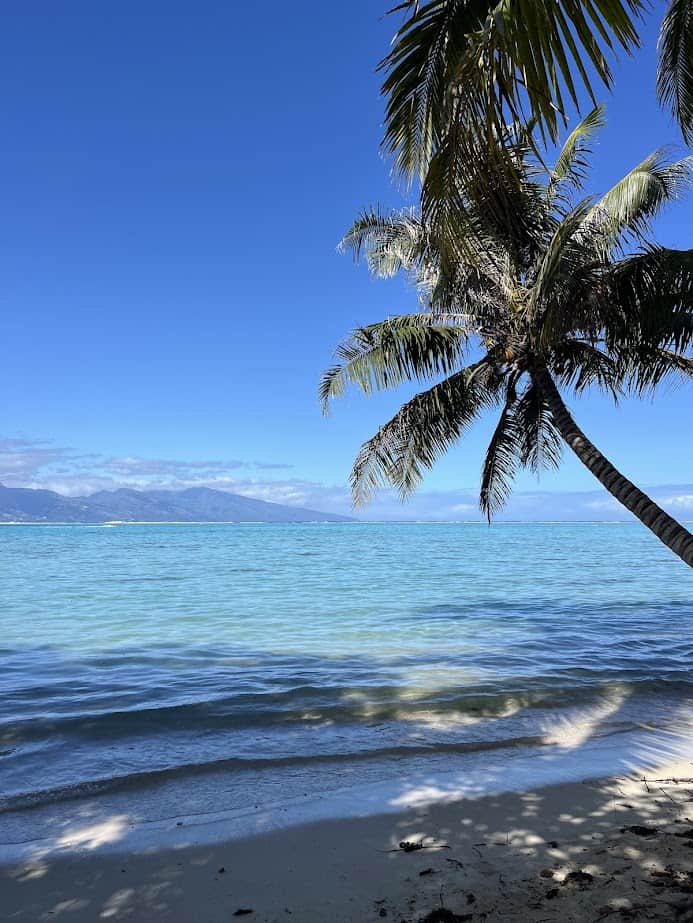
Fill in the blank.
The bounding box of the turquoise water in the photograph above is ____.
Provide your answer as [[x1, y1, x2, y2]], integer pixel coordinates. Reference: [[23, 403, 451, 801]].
[[1, 522, 692, 836]]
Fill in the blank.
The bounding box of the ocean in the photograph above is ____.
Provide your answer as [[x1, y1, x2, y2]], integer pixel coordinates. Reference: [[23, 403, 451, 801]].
[[1, 522, 693, 857]]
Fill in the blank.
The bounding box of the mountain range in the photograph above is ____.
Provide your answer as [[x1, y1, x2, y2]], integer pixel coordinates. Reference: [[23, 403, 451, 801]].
[[0, 484, 354, 523]]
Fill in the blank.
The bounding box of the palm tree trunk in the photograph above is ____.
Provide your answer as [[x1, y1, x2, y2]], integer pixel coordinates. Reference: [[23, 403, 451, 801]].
[[531, 363, 693, 568]]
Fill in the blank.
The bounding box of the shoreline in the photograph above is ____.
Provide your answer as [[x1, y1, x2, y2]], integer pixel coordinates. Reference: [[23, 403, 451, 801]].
[[3, 712, 693, 866], [3, 758, 693, 921], [0, 700, 693, 865]]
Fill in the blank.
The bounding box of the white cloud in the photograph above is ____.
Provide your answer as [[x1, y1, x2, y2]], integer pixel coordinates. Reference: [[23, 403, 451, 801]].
[[0, 437, 294, 496], [659, 494, 693, 508]]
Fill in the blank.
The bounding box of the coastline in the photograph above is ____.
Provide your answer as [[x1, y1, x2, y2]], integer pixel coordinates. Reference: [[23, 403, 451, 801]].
[[4, 757, 693, 922]]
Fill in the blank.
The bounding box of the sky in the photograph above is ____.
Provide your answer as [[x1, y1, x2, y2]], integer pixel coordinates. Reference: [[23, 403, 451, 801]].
[[0, 1, 691, 520]]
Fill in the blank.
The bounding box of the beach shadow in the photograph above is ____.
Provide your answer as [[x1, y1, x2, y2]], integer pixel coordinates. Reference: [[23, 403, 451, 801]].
[[2, 764, 693, 922]]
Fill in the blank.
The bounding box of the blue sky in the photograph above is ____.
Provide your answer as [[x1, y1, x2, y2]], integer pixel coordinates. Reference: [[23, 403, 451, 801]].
[[0, 2, 691, 519]]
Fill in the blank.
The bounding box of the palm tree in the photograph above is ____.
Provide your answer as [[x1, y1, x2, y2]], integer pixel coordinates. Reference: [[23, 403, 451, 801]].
[[321, 111, 693, 566], [380, 1, 693, 223]]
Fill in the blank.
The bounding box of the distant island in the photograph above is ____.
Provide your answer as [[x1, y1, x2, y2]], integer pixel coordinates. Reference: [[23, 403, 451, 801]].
[[0, 484, 354, 523]]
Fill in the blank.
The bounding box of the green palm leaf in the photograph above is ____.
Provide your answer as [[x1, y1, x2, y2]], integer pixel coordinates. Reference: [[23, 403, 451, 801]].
[[380, 0, 644, 181], [657, 0, 693, 144], [548, 104, 606, 199], [319, 313, 470, 411], [350, 360, 501, 504], [607, 246, 693, 355], [515, 382, 563, 474], [339, 208, 425, 277], [528, 197, 596, 334], [551, 339, 623, 399], [588, 152, 693, 255], [479, 378, 522, 520], [626, 346, 693, 393]]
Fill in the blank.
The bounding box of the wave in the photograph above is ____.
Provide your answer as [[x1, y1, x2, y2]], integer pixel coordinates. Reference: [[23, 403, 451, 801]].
[[2, 676, 689, 817], [0, 720, 644, 814], [3, 677, 693, 742]]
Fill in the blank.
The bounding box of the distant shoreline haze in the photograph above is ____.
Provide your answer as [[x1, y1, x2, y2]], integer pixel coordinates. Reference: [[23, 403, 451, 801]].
[[1, 482, 692, 525]]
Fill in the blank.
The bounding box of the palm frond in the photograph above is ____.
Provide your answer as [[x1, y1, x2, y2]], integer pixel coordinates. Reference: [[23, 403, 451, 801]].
[[528, 197, 596, 335], [422, 119, 551, 273], [479, 377, 522, 520], [588, 151, 693, 255], [515, 382, 563, 475], [379, 0, 483, 181], [606, 246, 693, 355], [319, 313, 470, 411], [550, 339, 623, 400], [380, 0, 644, 182], [548, 104, 607, 200], [657, 0, 693, 144], [625, 345, 693, 394], [350, 360, 501, 504], [339, 207, 425, 277]]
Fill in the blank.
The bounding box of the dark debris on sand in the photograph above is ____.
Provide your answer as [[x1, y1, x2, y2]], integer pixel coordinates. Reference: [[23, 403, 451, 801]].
[[420, 910, 473, 922]]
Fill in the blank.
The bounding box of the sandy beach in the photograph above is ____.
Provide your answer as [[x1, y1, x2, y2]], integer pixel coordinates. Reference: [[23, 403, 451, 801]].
[[3, 759, 693, 922]]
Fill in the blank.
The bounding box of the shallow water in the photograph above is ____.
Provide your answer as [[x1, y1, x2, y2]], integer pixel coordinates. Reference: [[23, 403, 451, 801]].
[[1, 522, 692, 841]]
